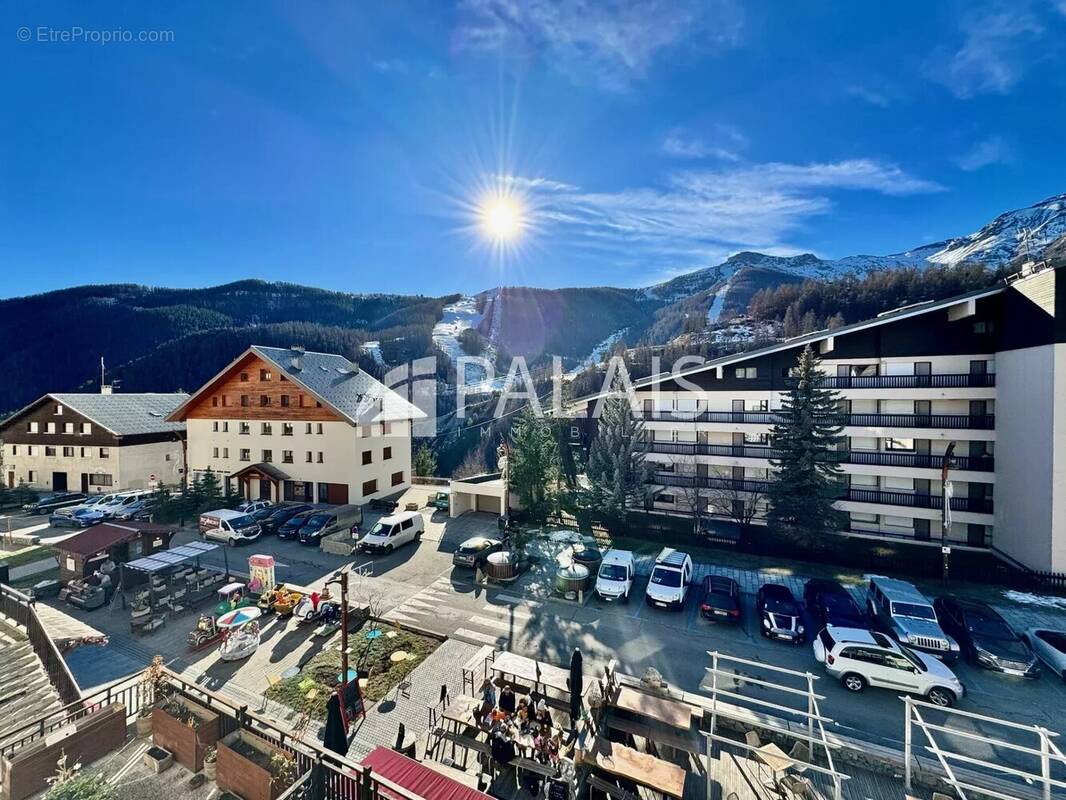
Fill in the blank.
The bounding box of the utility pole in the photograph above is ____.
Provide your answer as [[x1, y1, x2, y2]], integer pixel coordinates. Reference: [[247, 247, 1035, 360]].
[[941, 441, 956, 583], [339, 569, 349, 687]]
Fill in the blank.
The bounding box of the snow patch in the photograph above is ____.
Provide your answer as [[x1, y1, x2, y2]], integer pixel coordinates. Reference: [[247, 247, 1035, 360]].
[[567, 328, 628, 377], [1002, 590, 1066, 610], [362, 341, 385, 367]]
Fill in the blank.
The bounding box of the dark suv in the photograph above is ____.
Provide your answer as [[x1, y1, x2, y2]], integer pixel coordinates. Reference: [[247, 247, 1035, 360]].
[[934, 596, 1040, 677], [804, 579, 866, 629], [277, 510, 315, 540], [260, 504, 313, 536]]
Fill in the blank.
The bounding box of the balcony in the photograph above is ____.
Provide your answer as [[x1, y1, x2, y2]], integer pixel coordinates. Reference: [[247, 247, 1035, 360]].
[[641, 410, 995, 430], [845, 487, 993, 514], [650, 472, 772, 493], [644, 442, 994, 471], [795, 373, 996, 390]]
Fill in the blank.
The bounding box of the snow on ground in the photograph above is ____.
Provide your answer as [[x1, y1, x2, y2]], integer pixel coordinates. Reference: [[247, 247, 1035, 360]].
[[705, 283, 729, 322], [432, 295, 507, 391], [566, 328, 628, 378], [361, 340, 386, 367], [1003, 590, 1066, 610]]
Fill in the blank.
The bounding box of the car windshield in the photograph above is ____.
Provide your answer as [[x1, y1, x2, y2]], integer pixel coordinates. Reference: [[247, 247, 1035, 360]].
[[252, 508, 275, 520], [599, 564, 628, 581], [898, 645, 928, 671], [368, 522, 388, 536], [824, 594, 859, 613], [968, 616, 1014, 640], [650, 567, 682, 587], [305, 513, 331, 529], [285, 513, 311, 526], [892, 602, 937, 620], [229, 514, 255, 528], [765, 598, 798, 616]]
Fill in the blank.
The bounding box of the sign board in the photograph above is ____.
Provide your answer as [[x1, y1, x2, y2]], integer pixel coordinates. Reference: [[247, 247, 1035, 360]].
[[941, 546, 952, 555], [248, 554, 276, 593]]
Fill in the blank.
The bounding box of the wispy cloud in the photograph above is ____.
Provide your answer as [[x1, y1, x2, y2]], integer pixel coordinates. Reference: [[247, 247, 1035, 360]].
[[372, 59, 408, 74], [453, 0, 743, 91], [846, 85, 893, 108], [956, 135, 1013, 170], [933, 6, 1044, 98], [661, 125, 747, 161], [503, 159, 944, 265]]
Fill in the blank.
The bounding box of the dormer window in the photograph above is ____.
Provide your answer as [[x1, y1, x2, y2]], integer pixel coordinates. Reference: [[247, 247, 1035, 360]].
[[260, 369, 272, 381]]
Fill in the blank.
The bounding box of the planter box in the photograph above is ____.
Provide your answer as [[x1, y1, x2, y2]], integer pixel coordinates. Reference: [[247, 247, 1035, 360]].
[[217, 730, 294, 800], [152, 698, 220, 772]]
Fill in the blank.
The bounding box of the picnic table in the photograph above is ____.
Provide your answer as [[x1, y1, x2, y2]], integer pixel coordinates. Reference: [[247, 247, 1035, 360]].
[[610, 685, 694, 731], [580, 736, 686, 799], [491, 651, 585, 697], [441, 695, 483, 730]]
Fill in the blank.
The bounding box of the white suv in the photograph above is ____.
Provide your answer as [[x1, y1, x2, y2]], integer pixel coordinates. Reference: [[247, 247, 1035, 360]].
[[813, 626, 965, 707], [645, 548, 693, 609]]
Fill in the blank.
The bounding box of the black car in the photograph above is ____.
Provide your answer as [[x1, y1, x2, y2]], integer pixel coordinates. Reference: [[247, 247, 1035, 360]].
[[933, 596, 1040, 677], [803, 578, 866, 629], [260, 504, 314, 536], [277, 510, 315, 540], [297, 511, 337, 545], [452, 536, 503, 569], [700, 576, 742, 622], [28, 492, 86, 515], [756, 583, 805, 643]]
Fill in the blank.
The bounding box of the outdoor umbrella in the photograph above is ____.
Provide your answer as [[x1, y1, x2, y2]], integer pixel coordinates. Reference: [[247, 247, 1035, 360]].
[[569, 648, 583, 725], [322, 693, 348, 755], [216, 606, 262, 629]]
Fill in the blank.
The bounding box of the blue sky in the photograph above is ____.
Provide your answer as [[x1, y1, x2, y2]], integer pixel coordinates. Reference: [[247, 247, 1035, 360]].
[[3, 1, 1066, 298]]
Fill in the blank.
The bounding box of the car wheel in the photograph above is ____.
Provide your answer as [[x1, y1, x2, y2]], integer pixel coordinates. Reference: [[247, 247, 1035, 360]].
[[414, 531, 422, 543], [842, 673, 866, 693], [927, 687, 955, 707], [385, 544, 394, 555], [227, 538, 238, 548]]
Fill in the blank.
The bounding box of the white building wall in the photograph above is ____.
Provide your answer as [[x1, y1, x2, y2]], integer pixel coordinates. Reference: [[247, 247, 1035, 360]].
[[4, 439, 182, 493]]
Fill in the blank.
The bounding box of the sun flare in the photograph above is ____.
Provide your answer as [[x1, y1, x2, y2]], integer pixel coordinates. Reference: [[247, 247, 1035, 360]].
[[479, 194, 525, 242]]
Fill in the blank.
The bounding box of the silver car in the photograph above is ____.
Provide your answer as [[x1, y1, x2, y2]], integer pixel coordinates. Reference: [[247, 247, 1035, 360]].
[[1023, 627, 1066, 682], [866, 575, 960, 663]]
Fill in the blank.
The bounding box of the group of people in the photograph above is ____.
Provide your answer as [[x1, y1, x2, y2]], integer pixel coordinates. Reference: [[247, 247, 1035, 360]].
[[480, 679, 563, 767]]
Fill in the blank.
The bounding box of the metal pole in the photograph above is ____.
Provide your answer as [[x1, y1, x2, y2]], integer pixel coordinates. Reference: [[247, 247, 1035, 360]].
[[941, 441, 955, 583], [340, 570, 349, 688], [806, 672, 815, 749], [707, 652, 719, 800], [1040, 728, 1051, 800], [904, 697, 913, 792]]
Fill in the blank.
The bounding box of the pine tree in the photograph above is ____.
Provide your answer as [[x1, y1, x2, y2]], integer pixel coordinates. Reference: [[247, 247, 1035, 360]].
[[199, 467, 223, 512], [586, 396, 650, 530], [767, 345, 846, 545], [507, 407, 560, 523], [413, 443, 438, 477]]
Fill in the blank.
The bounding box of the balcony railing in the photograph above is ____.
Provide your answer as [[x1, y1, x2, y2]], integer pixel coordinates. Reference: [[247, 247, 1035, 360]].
[[641, 410, 995, 430], [795, 373, 996, 389], [644, 442, 994, 471], [650, 472, 772, 493], [845, 487, 993, 514]]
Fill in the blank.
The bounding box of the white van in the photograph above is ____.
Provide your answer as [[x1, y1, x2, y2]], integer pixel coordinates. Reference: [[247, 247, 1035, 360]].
[[357, 511, 424, 554], [199, 508, 263, 546], [645, 548, 693, 610], [596, 549, 635, 602]]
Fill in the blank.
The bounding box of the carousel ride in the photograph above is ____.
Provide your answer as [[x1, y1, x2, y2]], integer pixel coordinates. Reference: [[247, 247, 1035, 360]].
[[217, 606, 262, 661]]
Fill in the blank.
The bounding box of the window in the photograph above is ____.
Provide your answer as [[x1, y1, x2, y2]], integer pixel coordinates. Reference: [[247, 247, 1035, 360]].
[[306, 451, 313, 463], [362, 451, 372, 466], [240, 449, 251, 461], [81, 422, 91, 434], [46, 422, 56, 434], [55, 404, 63, 415], [305, 423, 313, 434], [657, 493, 676, 504], [222, 395, 228, 407], [27, 421, 38, 433], [165, 454, 171, 461], [213, 421, 220, 432], [283, 450, 294, 464], [240, 372, 249, 382], [88, 474, 112, 487], [45, 446, 57, 457], [223, 448, 229, 459], [280, 375, 288, 382], [241, 395, 249, 407], [27, 446, 34, 456], [316, 423, 324, 435], [391, 471, 404, 487], [27, 470, 37, 483], [222, 421, 229, 432], [240, 422, 251, 435], [99, 447, 110, 459], [63, 422, 73, 434], [212, 396, 219, 407], [885, 437, 914, 451], [63, 446, 74, 457], [262, 449, 273, 463], [382, 421, 392, 435], [260, 395, 271, 407], [10, 445, 16, 456], [317, 452, 324, 463], [281, 395, 290, 408], [361, 425, 371, 438], [735, 366, 757, 379], [282, 423, 293, 436], [316, 401, 322, 408], [973, 320, 994, 334], [213, 447, 219, 458], [260, 369, 271, 381], [362, 479, 378, 495], [261, 422, 272, 435], [383, 446, 392, 460], [299, 395, 306, 408]]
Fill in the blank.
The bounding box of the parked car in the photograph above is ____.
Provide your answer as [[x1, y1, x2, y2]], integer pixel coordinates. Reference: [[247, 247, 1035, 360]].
[[1021, 628, 1066, 682], [804, 579, 866, 629], [595, 549, 635, 602], [199, 509, 262, 546], [51, 492, 114, 518], [866, 575, 959, 663], [645, 548, 693, 610], [298, 506, 363, 546], [369, 497, 399, 513], [28, 492, 86, 515], [452, 536, 503, 569], [428, 492, 450, 511], [51, 507, 107, 528], [97, 490, 152, 519], [701, 576, 742, 622], [259, 504, 314, 536], [357, 511, 424, 554], [757, 584, 805, 643], [114, 496, 162, 521], [933, 596, 1040, 677], [236, 499, 273, 514], [277, 510, 315, 540], [814, 625, 965, 707]]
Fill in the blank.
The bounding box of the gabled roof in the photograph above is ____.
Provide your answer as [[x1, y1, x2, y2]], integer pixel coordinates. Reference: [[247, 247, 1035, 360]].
[[168, 345, 425, 425], [57, 521, 173, 557], [1, 393, 188, 436]]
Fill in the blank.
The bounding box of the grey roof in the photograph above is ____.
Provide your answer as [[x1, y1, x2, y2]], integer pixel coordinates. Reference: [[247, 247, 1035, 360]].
[[48, 393, 188, 435], [252, 346, 424, 424]]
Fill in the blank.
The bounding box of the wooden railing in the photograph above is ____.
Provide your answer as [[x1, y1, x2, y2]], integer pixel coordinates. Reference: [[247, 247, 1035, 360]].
[[0, 583, 81, 706]]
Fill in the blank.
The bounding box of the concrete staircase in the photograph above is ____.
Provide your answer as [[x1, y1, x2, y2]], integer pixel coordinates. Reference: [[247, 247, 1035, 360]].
[[0, 621, 64, 746]]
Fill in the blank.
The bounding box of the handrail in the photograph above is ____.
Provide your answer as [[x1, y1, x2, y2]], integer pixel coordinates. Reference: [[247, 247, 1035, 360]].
[[0, 583, 82, 706], [791, 373, 996, 389], [640, 410, 996, 429]]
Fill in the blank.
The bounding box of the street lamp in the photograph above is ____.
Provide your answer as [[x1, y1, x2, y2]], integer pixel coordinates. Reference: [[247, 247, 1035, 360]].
[[941, 441, 956, 583], [326, 569, 351, 687]]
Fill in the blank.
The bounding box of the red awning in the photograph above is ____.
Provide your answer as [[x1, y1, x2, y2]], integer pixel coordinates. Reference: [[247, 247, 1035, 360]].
[[361, 747, 494, 800]]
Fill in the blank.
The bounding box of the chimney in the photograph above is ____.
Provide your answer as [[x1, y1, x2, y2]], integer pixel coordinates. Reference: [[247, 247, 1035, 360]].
[[100, 385, 113, 395], [347, 361, 361, 376], [289, 345, 305, 371]]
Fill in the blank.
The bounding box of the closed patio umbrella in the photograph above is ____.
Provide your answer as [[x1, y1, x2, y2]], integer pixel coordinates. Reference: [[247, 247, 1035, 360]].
[[569, 648, 583, 725], [323, 693, 348, 755]]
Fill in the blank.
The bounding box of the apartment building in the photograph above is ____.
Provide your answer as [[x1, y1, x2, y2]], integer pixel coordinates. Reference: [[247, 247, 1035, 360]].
[[571, 264, 1066, 574], [0, 392, 188, 493], [167, 345, 423, 505]]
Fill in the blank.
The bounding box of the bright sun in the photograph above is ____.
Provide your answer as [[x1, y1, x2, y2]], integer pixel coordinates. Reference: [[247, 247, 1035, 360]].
[[479, 195, 524, 242]]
